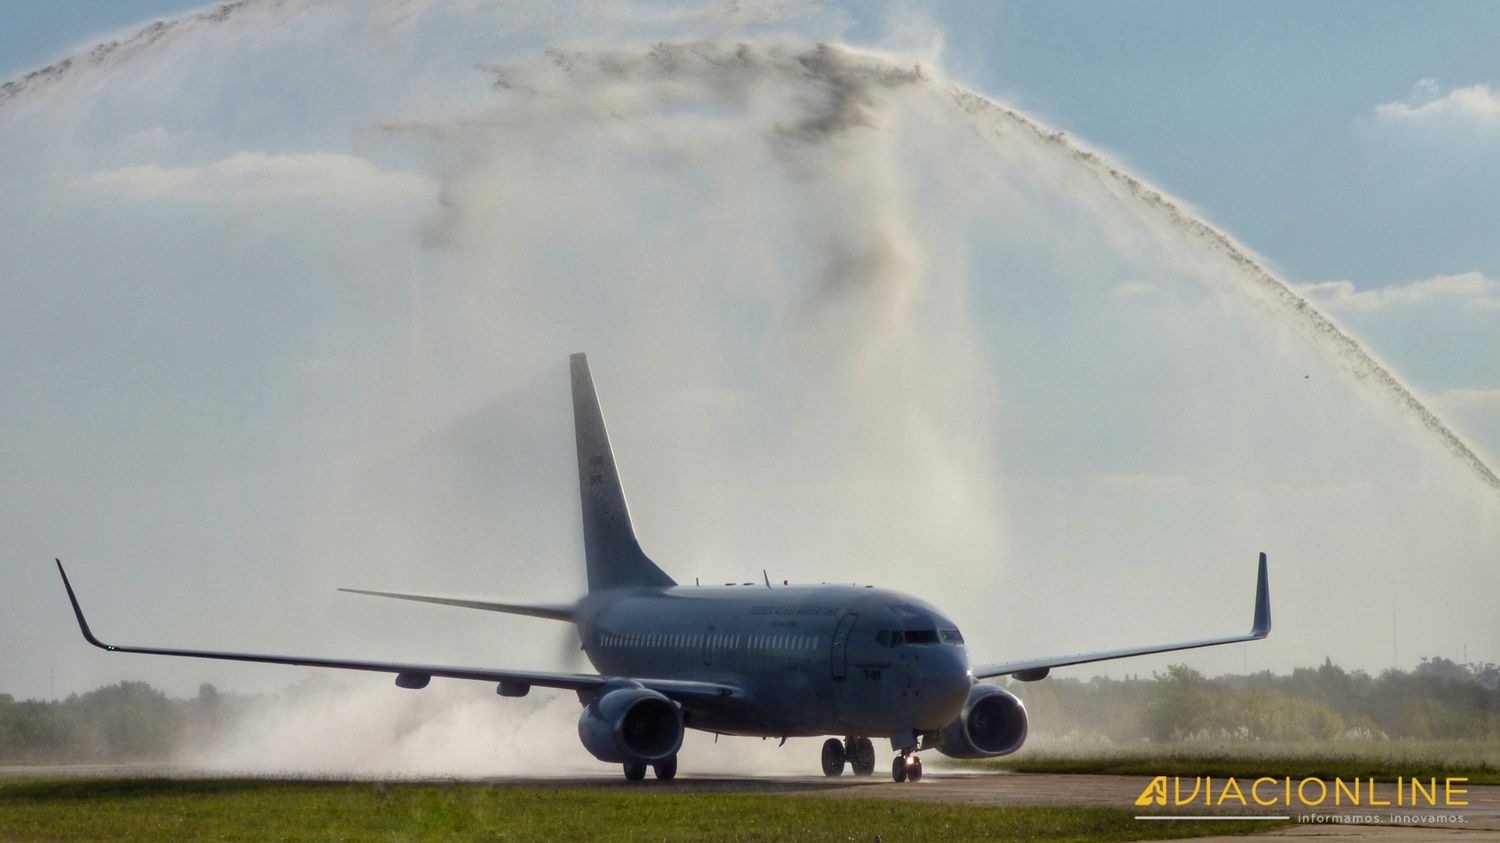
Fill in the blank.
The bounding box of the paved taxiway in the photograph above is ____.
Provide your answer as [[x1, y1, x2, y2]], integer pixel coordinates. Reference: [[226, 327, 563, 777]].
[[5, 765, 1495, 840]]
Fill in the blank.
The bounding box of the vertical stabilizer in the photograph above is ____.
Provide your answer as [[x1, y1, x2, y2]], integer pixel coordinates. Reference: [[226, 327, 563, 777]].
[[570, 354, 675, 592]]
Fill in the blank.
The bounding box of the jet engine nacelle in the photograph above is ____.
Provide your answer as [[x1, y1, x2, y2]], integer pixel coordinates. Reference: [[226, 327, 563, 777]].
[[577, 685, 684, 764], [934, 684, 1028, 759]]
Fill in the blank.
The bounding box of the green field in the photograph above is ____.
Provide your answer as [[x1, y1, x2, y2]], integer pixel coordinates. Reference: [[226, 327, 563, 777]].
[[967, 740, 1500, 785], [0, 777, 1280, 842]]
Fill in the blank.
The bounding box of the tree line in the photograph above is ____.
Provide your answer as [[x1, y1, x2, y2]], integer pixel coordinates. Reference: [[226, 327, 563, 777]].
[[1000, 657, 1500, 743], [1, 657, 1497, 762], [0, 681, 238, 763]]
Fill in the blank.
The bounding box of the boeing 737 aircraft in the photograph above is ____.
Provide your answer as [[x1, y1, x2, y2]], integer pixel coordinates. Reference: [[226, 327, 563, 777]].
[[57, 353, 1270, 782]]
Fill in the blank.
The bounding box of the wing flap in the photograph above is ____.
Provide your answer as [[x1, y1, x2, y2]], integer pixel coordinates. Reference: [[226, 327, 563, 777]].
[[973, 552, 1270, 680]]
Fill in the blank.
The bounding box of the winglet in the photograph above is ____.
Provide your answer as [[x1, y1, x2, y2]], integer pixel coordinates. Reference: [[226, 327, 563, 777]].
[[55, 559, 112, 651], [1251, 552, 1271, 638]]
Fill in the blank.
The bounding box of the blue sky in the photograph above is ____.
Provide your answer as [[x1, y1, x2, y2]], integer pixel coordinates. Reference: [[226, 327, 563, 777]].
[[0, 1, 206, 74], [2, 1, 1498, 721], [919, 2, 1500, 284], [884, 2, 1500, 431]]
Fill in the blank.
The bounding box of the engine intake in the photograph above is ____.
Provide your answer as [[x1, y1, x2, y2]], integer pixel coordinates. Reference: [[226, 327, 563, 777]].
[[577, 686, 684, 763], [935, 684, 1027, 759]]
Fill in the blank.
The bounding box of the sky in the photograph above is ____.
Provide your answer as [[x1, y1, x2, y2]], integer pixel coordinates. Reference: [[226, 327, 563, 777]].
[[2, 0, 1498, 725]]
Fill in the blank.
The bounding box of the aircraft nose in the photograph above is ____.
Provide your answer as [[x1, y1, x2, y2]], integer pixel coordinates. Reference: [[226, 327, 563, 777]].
[[921, 645, 973, 713], [948, 646, 974, 691]]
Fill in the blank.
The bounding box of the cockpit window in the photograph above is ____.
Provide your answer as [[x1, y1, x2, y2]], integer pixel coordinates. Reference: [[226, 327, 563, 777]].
[[879, 628, 964, 646]]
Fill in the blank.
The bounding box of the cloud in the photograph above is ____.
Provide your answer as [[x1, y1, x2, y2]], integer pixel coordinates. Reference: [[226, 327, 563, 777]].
[[1374, 79, 1500, 134], [1297, 272, 1500, 312], [89, 151, 435, 206]]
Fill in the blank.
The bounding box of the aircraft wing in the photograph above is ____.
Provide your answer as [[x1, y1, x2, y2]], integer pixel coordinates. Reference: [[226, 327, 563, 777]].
[[972, 553, 1270, 681], [55, 561, 735, 704]]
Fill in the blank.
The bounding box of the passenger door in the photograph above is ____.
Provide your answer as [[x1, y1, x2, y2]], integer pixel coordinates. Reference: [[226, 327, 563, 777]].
[[830, 612, 858, 681]]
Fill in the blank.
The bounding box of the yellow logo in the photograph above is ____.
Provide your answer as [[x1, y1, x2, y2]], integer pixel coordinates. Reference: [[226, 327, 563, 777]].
[[1135, 776, 1168, 806], [1131, 775, 1468, 809]]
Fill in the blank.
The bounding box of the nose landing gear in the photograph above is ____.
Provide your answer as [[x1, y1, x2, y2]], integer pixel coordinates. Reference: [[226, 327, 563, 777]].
[[891, 750, 922, 783]]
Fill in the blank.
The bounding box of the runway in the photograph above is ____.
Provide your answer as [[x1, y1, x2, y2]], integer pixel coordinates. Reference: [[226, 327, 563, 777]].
[[4, 764, 1496, 840]]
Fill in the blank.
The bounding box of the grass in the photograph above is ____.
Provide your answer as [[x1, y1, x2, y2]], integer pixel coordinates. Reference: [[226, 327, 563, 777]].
[[0, 777, 1284, 842], [965, 740, 1500, 785]]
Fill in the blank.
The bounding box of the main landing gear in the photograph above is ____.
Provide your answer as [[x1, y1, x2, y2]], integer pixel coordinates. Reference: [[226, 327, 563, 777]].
[[821, 737, 876, 776], [891, 750, 922, 783], [622, 754, 678, 782]]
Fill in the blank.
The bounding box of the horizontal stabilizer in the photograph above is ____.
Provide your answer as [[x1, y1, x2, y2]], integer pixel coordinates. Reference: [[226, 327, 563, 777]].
[[338, 588, 576, 622]]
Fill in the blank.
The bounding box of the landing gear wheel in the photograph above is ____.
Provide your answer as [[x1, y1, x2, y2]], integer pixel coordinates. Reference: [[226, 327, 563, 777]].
[[891, 755, 907, 783], [821, 737, 847, 777], [846, 737, 876, 776], [652, 755, 678, 782], [623, 761, 647, 781], [908, 756, 923, 782]]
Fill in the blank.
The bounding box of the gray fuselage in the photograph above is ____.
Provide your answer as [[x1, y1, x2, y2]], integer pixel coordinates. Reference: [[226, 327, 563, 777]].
[[575, 584, 973, 738]]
